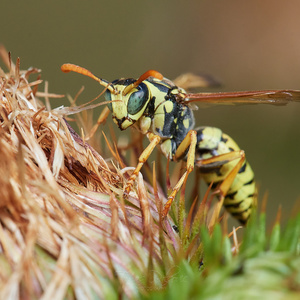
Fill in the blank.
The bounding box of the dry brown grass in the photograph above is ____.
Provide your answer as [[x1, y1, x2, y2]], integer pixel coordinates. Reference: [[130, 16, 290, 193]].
[[0, 46, 184, 299]]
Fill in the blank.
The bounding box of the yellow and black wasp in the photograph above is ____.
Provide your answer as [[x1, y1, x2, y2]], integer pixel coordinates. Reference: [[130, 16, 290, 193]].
[[61, 63, 300, 224]]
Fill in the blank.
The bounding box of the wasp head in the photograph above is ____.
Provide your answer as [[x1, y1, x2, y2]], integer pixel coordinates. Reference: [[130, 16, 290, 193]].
[[61, 64, 162, 131], [104, 78, 150, 130]]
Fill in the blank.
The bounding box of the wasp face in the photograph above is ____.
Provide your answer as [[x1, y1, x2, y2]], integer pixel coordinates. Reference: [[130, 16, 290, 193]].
[[104, 79, 150, 130]]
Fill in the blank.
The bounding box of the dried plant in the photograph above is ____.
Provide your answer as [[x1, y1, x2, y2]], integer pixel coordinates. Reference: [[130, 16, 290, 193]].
[[0, 46, 299, 299], [0, 46, 171, 299]]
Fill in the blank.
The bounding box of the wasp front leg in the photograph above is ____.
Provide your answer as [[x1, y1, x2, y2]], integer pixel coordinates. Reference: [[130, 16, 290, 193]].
[[124, 133, 161, 196], [86, 106, 111, 140]]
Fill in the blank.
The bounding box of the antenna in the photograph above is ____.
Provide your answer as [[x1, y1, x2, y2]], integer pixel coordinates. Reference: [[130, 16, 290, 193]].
[[61, 63, 117, 94], [122, 69, 163, 96]]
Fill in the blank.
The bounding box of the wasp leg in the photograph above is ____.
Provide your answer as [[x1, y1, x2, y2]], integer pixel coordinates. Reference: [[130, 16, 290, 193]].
[[86, 106, 111, 140], [162, 130, 197, 218], [196, 150, 246, 197], [124, 133, 161, 196], [196, 150, 246, 223]]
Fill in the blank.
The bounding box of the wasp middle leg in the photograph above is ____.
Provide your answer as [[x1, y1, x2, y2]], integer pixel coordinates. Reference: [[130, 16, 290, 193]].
[[124, 129, 198, 218], [162, 130, 197, 217]]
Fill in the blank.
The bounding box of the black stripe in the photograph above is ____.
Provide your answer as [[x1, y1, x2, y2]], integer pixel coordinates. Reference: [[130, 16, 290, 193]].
[[196, 128, 204, 143], [147, 81, 170, 93], [144, 96, 156, 118], [225, 193, 255, 206], [199, 166, 223, 176], [224, 200, 244, 208], [230, 205, 252, 215], [211, 181, 221, 190], [238, 163, 247, 174], [244, 178, 254, 186], [226, 191, 238, 199], [247, 193, 255, 198], [221, 136, 228, 143], [237, 216, 249, 225]]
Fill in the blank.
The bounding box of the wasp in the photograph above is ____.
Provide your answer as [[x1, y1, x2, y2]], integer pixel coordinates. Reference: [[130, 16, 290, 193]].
[[61, 63, 300, 224]]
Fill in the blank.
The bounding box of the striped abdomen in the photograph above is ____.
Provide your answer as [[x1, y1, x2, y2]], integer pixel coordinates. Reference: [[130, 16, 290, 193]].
[[195, 126, 256, 224]]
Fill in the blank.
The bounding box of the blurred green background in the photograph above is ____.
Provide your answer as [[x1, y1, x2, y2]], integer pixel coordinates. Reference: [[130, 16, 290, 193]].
[[2, 0, 300, 224]]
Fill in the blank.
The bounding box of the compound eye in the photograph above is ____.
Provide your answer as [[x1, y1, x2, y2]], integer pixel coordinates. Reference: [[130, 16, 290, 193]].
[[127, 82, 149, 115], [104, 90, 113, 112]]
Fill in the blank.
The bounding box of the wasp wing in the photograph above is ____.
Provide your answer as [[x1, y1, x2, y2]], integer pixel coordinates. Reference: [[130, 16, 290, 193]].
[[184, 90, 300, 106], [173, 73, 220, 90]]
